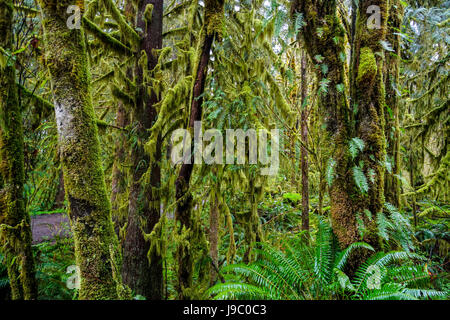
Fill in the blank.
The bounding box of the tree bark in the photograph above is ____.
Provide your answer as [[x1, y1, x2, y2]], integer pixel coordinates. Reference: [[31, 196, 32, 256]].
[[38, 0, 122, 299], [292, 0, 388, 269], [352, 0, 389, 252], [209, 192, 219, 286], [0, 0, 37, 300], [121, 0, 164, 300]]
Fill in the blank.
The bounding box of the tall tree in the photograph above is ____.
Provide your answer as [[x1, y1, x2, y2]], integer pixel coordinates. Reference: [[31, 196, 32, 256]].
[[175, 0, 224, 300], [292, 0, 389, 267], [38, 0, 125, 299], [121, 0, 164, 300], [0, 0, 37, 300], [384, 0, 404, 208]]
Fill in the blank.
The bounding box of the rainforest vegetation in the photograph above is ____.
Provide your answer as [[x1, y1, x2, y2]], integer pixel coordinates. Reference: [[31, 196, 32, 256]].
[[0, 0, 448, 301]]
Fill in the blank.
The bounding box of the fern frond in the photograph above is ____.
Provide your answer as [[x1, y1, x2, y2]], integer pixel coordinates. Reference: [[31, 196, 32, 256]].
[[335, 242, 374, 271]]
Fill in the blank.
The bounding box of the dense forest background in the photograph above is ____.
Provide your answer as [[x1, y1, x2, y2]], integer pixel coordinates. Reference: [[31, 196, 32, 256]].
[[0, 0, 448, 300]]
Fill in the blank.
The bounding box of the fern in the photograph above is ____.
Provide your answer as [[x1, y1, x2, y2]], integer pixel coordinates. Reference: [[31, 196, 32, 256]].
[[326, 158, 336, 187], [382, 203, 415, 252], [349, 137, 365, 160], [353, 166, 369, 193]]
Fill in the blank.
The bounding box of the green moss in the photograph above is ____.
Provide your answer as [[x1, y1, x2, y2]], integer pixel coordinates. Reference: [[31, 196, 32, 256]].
[[82, 16, 132, 56], [144, 3, 153, 25], [204, 0, 225, 37], [0, 0, 37, 300], [356, 47, 377, 86], [102, 0, 140, 48]]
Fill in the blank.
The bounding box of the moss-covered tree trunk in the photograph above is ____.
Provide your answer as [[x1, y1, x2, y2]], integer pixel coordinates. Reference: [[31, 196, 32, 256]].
[[175, 0, 224, 300], [0, 0, 37, 300], [174, 30, 214, 300], [292, 0, 353, 247], [38, 0, 123, 299], [209, 192, 219, 286], [351, 0, 389, 251], [300, 54, 309, 232], [293, 0, 388, 267], [121, 0, 164, 300], [384, 1, 404, 208]]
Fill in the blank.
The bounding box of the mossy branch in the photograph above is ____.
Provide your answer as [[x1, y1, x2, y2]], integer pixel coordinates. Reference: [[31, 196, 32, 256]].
[[18, 84, 125, 131], [163, 26, 188, 38], [83, 17, 133, 56], [111, 84, 135, 107]]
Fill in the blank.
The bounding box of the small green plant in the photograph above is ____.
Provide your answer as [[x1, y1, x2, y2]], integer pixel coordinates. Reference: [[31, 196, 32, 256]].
[[34, 237, 76, 300]]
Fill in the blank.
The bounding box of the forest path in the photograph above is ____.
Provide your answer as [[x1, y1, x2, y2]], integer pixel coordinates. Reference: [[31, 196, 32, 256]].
[[31, 213, 71, 244]]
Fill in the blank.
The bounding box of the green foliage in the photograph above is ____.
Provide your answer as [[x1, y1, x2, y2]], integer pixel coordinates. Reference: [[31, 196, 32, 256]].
[[380, 203, 415, 251], [349, 138, 365, 160], [282, 192, 301, 204], [33, 237, 76, 300]]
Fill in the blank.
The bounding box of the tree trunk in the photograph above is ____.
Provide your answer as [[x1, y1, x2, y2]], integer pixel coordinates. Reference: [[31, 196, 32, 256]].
[[300, 54, 309, 232], [38, 0, 123, 299], [292, 0, 388, 268], [351, 0, 389, 252], [384, 1, 403, 208], [175, 0, 224, 299], [121, 0, 164, 300], [209, 192, 219, 286], [0, 0, 37, 300], [175, 31, 214, 299], [292, 0, 353, 247]]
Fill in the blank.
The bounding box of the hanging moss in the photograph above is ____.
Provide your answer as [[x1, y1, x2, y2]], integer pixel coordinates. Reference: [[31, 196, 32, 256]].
[[145, 76, 192, 158], [102, 0, 140, 48], [204, 0, 224, 37], [143, 3, 153, 27], [221, 201, 236, 264]]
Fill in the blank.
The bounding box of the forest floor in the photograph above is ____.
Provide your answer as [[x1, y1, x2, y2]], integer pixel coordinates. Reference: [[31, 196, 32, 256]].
[[31, 213, 71, 244]]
